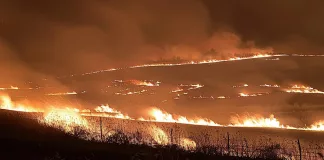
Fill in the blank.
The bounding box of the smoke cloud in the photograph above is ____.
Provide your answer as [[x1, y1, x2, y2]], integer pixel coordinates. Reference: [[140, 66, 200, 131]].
[[0, 0, 323, 76]]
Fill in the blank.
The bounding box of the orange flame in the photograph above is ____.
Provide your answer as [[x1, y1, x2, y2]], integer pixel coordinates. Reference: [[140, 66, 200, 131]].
[[0, 86, 19, 90], [230, 114, 286, 128], [308, 121, 324, 131], [148, 126, 169, 145], [81, 105, 132, 120], [0, 94, 43, 112], [284, 85, 324, 94], [144, 107, 221, 126], [42, 108, 89, 132], [130, 80, 159, 87], [180, 138, 197, 150], [46, 91, 77, 96]]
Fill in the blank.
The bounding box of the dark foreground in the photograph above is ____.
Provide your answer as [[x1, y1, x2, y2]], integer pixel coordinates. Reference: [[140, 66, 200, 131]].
[[0, 110, 286, 160]]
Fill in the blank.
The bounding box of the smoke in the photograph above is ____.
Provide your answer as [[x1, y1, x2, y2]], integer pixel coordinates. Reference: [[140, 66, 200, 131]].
[[0, 0, 286, 76]]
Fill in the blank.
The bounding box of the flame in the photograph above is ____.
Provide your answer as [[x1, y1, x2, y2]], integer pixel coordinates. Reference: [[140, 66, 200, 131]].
[[238, 92, 268, 97], [77, 54, 286, 77], [144, 108, 221, 126], [260, 84, 280, 88], [181, 84, 203, 90], [1, 94, 324, 133], [81, 105, 132, 120], [0, 86, 19, 90], [131, 80, 159, 87], [284, 85, 324, 94], [43, 108, 89, 132], [233, 84, 249, 88], [46, 91, 77, 96], [171, 88, 184, 93], [0, 94, 43, 112], [180, 138, 196, 150], [308, 121, 324, 131], [217, 96, 226, 99], [230, 114, 288, 128], [115, 89, 148, 95], [148, 126, 169, 145]]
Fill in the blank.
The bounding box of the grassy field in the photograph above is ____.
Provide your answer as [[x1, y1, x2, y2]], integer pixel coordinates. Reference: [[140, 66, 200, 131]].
[[1, 110, 324, 160]]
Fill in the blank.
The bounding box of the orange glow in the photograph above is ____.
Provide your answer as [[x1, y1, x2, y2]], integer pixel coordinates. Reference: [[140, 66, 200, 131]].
[[144, 107, 221, 126], [74, 54, 288, 77], [171, 88, 184, 93], [180, 138, 197, 150], [284, 85, 324, 94], [238, 92, 268, 97], [115, 89, 148, 96], [81, 105, 132, 120], [130, 80, 160, 87], [46, 91, 78, 96], [148, 126, 169, 145], [233, 84, 249, 88], [217, 96, 226, 99], [308, 121, 324, 131], [0, 86, 19, 90], [260, 84, 280, 88], [42, 108, 89, 132], [230, 114, 286, 128], [0, 94, 43, 112], [181, 84, 204, 90]]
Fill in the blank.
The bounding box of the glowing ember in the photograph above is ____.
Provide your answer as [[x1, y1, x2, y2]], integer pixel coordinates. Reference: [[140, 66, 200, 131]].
[[149, 126, 169, 145], [284, 85, 324, 94], [180, 138, 197, 150], [145, 107, 220, 126], [43, 108, 89, 132], [230, 114, 285, 128], [46, 91, 78, 96]]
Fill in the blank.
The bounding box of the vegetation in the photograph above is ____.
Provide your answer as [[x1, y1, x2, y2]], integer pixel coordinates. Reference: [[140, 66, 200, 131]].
[[0, 110, 323, 160]]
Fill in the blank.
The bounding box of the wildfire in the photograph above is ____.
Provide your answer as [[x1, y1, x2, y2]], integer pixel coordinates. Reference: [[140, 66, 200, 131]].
[[149, 126, 169, 145], [144, 108, 221, 126], [46, 91, 78, 96], [171, 88, 184, 93], [115, 89, 148, 95], [233, 84, 249, 88], [130, 80, 160, 87], [230, 114, 290, 129], [238, 92, 267, 97], [217, 96, 226, 99], [0, 94, 43, 112], [185, 84, 204, 90], [42, 108, 89, 132], [260, 84, 280, 88], [81, 105, 132, 120], [308, 121, 324, 131], [284, 85, 324, 94], [180, 138, 197, 150], [0, 86, 19, 90]]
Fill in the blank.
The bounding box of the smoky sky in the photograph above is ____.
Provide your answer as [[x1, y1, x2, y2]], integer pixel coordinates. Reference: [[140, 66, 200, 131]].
[[0, 0, 324, 75]]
